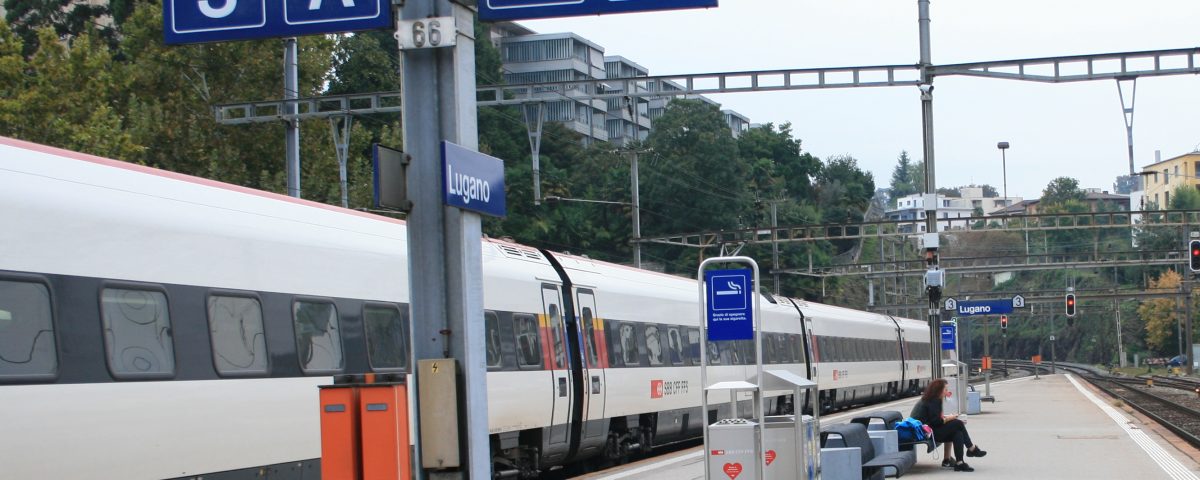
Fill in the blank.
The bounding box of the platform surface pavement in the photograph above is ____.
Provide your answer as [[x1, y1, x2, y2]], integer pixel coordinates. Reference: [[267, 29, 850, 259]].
[[579, 374, 1200, 480]]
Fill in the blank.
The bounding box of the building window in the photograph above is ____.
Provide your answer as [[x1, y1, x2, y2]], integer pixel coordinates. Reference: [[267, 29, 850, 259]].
[[293, 300, 343, 374], [101, 288, 174, 378], [1165, 191, 1171, 207], [207, 295, 268, 376], [0, 279, 56, 379]]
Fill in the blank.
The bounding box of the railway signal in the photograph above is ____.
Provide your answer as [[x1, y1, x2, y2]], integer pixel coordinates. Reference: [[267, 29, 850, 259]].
[[1065, 294, 1076, 317], [1000, 315, 1008, 332], [1190, 239, 1200, 272]]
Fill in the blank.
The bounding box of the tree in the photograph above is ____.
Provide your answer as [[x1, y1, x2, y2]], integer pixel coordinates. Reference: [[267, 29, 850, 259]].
[[816, 155, 875, 225], [1137, 269, 1182, 354], [4, 0, 113, 55], [1041, 177, 1085, 206], [737, 122, 819, 205], [888, 151, 923, 204], [1168, 184, 1200, 210]]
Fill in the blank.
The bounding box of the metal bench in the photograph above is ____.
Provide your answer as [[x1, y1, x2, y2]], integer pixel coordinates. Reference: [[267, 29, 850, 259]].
[[821, 423, 916, 479]]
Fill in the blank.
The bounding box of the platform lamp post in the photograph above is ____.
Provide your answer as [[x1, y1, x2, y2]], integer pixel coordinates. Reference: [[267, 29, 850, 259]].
[[997, 142, 1010, 206]]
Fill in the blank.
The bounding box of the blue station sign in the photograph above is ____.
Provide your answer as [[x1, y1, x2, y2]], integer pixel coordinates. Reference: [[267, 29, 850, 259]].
[[940, 325, 956, 350], [478, 0, 718, 21], [164, 0, 392, 44], [442, 141, 506, 217], [955, 299, 1014, 316], [705, 268, 753, 341]]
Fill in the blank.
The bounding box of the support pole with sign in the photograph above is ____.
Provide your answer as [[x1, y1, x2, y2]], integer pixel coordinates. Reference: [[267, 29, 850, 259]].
[[399, 2, 490, 477], [699, 257, 766, 480]]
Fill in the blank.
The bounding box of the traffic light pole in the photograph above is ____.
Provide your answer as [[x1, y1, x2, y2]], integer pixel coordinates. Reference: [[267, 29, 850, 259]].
[[983, 319, 991, 398], [1187, 277, 1194, 375]]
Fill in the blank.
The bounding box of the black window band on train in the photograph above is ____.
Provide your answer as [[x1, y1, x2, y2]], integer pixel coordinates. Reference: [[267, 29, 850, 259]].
[[100, 284, 176, 380], [0, 276, 58, 381]]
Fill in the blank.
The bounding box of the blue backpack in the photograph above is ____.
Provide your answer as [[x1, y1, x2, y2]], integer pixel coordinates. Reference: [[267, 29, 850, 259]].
[[894, 417, 926, 442]]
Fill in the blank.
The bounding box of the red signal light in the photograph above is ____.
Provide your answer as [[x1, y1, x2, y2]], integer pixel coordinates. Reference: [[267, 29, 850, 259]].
[[1065, 293, 1076, 317]]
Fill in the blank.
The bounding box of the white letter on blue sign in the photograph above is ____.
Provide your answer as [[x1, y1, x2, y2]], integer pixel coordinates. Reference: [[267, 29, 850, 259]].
[[308, 0, 356, 10], [198, 0, 238, 18]]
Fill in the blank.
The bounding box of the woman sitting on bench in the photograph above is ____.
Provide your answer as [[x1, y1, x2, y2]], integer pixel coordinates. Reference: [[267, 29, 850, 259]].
[[911, 379, 987, 472]]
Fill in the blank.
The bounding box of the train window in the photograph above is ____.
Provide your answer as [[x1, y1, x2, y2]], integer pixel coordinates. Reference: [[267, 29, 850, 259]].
[[293, 300, 344, 374], [207, 295, 268, 376], [791, 335, 804, 363], [0, 279, 56, 379], [644, 325, 663, 366], [687, 328, 701, 365], [619, 323, 638, 366], [363, 304, 408, 371], [707, 341, 721, 365], [514, 314, 542, 368], [548, 305, 566, 369], [542, 287, 566, 369], [667, 327, 684, 365], [101, 288, 175, 378], [484, 311, 502, 369], [579, 305, 599, 368]]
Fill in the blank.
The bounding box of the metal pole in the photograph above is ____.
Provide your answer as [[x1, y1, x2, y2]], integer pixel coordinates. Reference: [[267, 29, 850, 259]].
[[523, 103, 544, 205], [330, 115, 353, 208], [1186, 278, 1194, 375], [983, 319, 991, 397], [1116, 79, 1137, 177], [918, 0, 941, 380], [401, 1, 488, 477], [1050, 315, 1057, 374], [772, 202, 780, 295], [284, 38, 301, 198], [631, 150, 642, 268]]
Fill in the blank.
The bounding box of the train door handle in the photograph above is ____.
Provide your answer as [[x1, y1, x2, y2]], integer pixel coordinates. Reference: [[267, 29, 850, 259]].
[[558, 377, 568, 397], [591, 375, 601, 394]]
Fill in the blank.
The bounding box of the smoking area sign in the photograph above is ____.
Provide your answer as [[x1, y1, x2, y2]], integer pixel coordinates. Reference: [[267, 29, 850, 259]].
[[705, 268, 753, 341]]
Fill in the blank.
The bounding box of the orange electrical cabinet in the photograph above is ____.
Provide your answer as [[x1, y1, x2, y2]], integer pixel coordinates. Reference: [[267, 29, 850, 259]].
[[319, 384, 361, 480], [359, 383, 412, 480]]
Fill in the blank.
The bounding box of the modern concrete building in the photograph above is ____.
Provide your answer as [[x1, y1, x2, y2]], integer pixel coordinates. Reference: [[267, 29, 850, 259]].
[[491, 22, 752, 145], [1140, 151, 1200, 209], [497, 31, 610, 144], [602, 56, 651, 146]]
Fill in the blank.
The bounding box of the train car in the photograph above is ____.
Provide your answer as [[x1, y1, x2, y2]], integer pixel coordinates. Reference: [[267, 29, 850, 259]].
[[0, 136, 930, 479]]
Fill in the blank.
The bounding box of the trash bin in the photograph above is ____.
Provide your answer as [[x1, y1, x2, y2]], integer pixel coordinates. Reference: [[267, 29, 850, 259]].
[[708, 419, 760, 480], [763, 416, 796, 480], [966, 390, 981, 415]]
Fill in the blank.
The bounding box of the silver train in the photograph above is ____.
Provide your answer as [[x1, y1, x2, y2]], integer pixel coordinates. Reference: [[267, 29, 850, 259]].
[[0, 136, 932, 479]]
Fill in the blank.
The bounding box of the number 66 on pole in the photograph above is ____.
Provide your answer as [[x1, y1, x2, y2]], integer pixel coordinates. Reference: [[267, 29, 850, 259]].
[[396, 16, 457, 50]]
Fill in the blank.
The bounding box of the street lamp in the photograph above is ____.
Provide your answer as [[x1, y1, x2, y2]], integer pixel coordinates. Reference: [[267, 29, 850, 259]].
[[997, 142, 1010, 208]]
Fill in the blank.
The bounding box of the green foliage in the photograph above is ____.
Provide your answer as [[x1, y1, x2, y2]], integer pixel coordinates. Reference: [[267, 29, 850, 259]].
[[1168, 184, 1200, 210], [1041, 176, 1085, 206], [3, 0, 113, 55], [888, 150, 922, 204], [816, 155, 875, 225]]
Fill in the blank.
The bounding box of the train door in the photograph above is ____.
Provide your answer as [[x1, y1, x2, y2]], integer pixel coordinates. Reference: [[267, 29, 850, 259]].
[[542, 285, 572, 447], [575, 290, 606, 442]]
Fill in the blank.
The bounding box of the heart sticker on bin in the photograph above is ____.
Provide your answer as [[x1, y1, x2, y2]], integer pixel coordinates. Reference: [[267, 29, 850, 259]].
[[723, 462, 743, 479], [765, 450, 777, 465]]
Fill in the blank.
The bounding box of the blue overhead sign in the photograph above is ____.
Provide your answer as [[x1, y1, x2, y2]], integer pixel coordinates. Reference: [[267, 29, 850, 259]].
[[940, 325, 956, 350], [164, 0, 392, 44], [442, 141, 506, 217], [955, 299, 1014, 316], [705, 268, 753, 341], [478, 0, 718, 21]]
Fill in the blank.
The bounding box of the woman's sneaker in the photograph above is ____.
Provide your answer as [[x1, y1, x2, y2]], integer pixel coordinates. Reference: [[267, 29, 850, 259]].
[[954, 462, 975, 472], [942, 459, 955, 468], [967, 447, 987, 458]]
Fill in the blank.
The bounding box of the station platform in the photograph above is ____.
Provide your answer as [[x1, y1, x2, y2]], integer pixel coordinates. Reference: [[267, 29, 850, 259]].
[[579, 375, 1200, 480]]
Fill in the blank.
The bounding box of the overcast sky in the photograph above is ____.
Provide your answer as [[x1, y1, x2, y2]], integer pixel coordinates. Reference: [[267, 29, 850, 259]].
[[518, 0, 1200, 200]]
